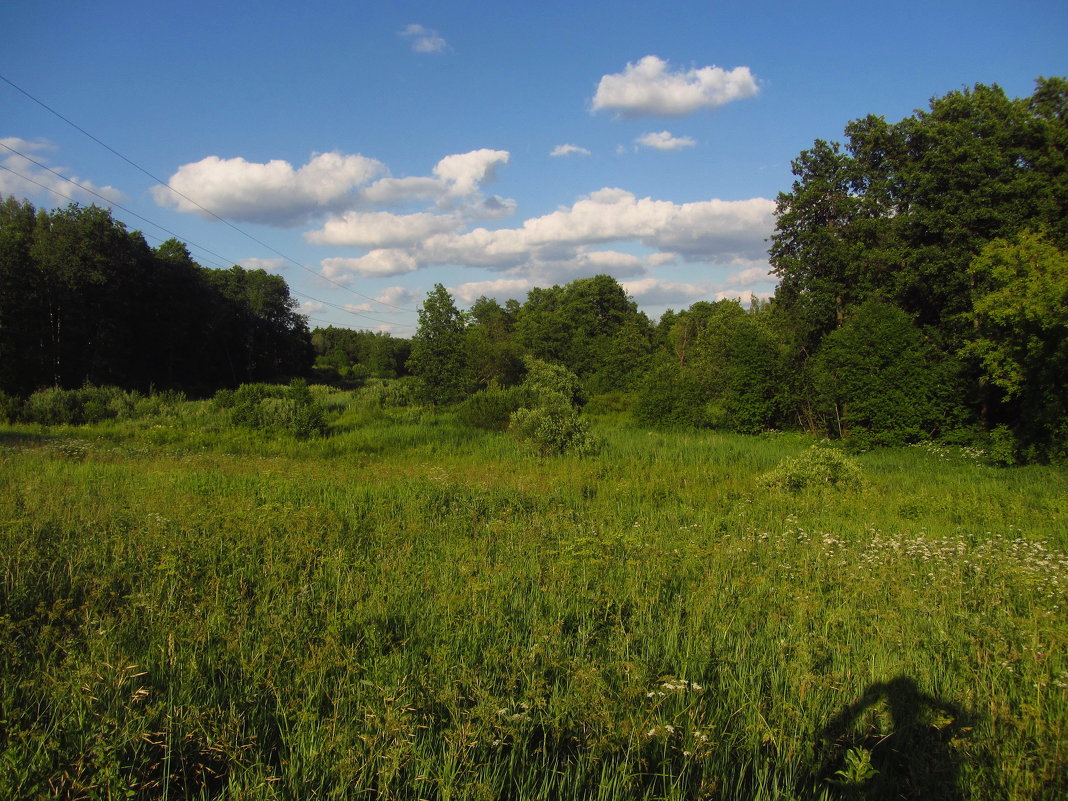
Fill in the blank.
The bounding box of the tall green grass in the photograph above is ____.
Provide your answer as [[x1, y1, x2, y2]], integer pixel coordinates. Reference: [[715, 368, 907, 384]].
[[0, 387, 1065, 799]]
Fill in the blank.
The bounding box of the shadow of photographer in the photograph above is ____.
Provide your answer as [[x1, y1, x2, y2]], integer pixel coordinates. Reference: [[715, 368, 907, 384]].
[[809, 675, 975, 800]]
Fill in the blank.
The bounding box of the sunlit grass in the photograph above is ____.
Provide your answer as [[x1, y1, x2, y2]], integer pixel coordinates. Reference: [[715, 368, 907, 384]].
[[0, 387, 1065, 799]]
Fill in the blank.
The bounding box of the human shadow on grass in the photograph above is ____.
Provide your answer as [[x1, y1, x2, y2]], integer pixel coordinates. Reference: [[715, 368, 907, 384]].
[[806, 675, 976, 801]]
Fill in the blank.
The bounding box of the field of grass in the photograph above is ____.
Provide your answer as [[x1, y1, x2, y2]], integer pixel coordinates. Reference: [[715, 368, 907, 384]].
[[1, 386, 1066, 800]]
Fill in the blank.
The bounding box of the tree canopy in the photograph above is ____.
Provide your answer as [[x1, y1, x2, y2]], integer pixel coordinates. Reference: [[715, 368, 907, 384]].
[[0, 200, 313, 396]]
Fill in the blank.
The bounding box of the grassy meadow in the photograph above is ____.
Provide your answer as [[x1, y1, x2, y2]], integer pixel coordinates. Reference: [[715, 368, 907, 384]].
[[1, 384, 1066, 800]]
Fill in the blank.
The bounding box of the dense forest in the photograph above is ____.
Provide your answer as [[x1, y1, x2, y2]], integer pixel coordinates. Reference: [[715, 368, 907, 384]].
[[2, 79, 1066, 462], [0, 199, 313, 396]]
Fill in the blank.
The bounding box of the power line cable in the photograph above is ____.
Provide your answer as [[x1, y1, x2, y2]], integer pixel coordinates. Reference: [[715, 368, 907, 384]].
[[0, 72, 419, 313]]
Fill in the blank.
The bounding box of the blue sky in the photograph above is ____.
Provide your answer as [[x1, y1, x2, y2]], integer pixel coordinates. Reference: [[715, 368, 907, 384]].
[[2, 0, 1066, 335]]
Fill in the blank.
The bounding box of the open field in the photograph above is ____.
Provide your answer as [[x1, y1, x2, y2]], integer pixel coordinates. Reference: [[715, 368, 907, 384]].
[[1, 388, 1066, 800]]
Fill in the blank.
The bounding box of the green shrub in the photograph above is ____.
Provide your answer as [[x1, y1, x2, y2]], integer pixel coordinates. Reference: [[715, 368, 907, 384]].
[[518, 357, 587, 409], [509, 403, 599, 457], [457, 383, 529, 431], [759, 445, 865, 492], [22, 387, 87, 425], [584, 392, 634, 415], [632, 361, 709, 429], [354, 378, 417, 410], [983, 425, 1019, 467], [810, 300, 966, 446], [508, 359, 601, 456], [218, 381, 328, 438]]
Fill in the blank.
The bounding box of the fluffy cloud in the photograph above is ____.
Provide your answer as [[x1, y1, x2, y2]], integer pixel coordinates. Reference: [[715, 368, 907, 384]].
[[343, 284, 422, 314], [592, 56, 758, 117], [724, 264, 774, 286], [306, 210, 463, 248], [153, 151, 386, 226], [316, 188, 772, 288], [0, 136, 124, 205], [155, 147, 513, 231], [399, 24, 449, 54], [635, 131, 696, 151], [621, 277, 714, 306], [432, 149, 509, 196], [361, 176, 446, 206], [550, 144, 591, 157], [321, 250, 420, 279], [438, 188, 774, 265], [318, 188, 773, 280], [303, 150, 515, 245]]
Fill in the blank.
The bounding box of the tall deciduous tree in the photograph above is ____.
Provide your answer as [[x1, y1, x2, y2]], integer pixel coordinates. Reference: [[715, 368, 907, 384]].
[[407, 284, 469, 404], [771, 78, 1068, 349]]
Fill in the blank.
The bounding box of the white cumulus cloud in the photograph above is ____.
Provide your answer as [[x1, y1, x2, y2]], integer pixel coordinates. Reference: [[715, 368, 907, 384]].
[[432, 149, 509, 196], [399, 24, 449, 53], [550, 144, 591, 157], [377, 188, 775, 280], [621, 277, 714, 306], [153, 151, 386, 226], [635, 131, 696, 151], [306, 210, 463, 248], [322, 250, 420, 279], [592, 55, 758, 117]]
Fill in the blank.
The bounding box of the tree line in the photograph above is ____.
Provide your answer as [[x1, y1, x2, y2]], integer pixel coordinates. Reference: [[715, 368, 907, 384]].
[[393, 78, 1067, 463], [0, 198, 313, 396], [2, 78, 1065, 462]]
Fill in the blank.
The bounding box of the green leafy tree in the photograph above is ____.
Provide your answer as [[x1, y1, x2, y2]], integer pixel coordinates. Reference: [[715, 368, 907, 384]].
[[771, 78, 1068, 350], [0, 197, 42, 393], [463, 296, 523, 389], [810, 300, 965, 446], [407, 284, 470, 404], [965, 231, 1068, 461]]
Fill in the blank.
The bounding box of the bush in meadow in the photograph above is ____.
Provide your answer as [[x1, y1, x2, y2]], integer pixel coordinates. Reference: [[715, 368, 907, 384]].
[[509, 358, 600, 456], [216, 379, 328, 438], [759, 445, 864, 492], [457, 382, 530, 431]]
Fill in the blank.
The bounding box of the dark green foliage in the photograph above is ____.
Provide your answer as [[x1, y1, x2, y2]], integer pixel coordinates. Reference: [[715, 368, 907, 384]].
[[771, 78, 1068, 350], [515, 355, 587, 409], [463, 296, 524, 389], [0, 390, 18, 422], [218, 379, 327, 438], [15, 385, 185, 425], [809, 301, 966, 447], [311, 327, 410, 385], [635, 301, 789, 433], [0, 201, 313, 397], [515, 275, 654, 391], [632, 357, 709, 429], [456, 382, 529, 431]]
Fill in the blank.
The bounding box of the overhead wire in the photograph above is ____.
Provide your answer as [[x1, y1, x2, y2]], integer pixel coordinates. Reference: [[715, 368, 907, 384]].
[[0, 72, 420, 315]]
